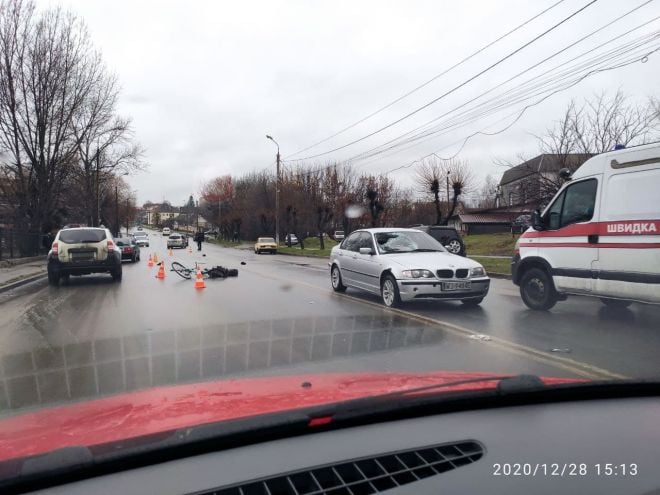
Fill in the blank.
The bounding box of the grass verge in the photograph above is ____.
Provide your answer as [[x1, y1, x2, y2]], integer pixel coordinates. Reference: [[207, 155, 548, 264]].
[[463, 233, 518, 256], [470, 256, 511, 275]]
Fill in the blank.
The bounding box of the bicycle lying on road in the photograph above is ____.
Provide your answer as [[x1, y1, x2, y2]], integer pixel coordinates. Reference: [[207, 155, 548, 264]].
[[170, 261, 239, 280]]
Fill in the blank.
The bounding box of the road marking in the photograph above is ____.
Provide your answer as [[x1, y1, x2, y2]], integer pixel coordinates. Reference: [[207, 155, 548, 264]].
[[239, 263, 628, 381]]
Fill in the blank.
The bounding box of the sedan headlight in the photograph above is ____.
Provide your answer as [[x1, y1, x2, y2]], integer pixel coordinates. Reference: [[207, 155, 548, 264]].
[[401, 269, 435, 279], [470, 266, 486, 277]]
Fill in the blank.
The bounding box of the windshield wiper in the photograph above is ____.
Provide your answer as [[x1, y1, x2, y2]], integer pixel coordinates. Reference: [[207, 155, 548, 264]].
[[410, 248, 442, 252]]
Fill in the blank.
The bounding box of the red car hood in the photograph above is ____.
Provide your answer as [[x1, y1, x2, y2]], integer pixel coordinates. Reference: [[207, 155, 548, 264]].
[[0, 371, 578, 462]]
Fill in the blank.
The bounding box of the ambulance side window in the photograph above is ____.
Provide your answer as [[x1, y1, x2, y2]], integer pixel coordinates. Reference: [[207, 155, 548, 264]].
[[546, 191, 565, 230], [561, 179, 597, 227], [544, 179, 597, 230]]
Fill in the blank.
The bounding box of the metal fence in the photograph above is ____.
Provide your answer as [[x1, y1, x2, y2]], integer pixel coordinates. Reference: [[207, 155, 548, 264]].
[[0, 228, 49, 260]]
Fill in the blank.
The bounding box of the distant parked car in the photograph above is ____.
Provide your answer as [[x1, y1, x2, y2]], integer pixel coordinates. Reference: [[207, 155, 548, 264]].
[[285, 233, 299, 245], [115, 237, 140, 262], [162, 227, 171, 236], [333, 230, 345, 241], [511, 214, 532, 234], [167, 233, 187, 249], [132, 231, 149, 247], [254, 237, 277, 254], [410, 225, 466, 256]]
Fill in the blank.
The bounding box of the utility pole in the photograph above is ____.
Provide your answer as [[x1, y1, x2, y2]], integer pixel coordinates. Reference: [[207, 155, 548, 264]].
[[96, 147, 101, 227], [266, 135, 280, 245], [126, 197, 130, 236], [446, 171, 450, 221], [115, 184, 119, 237]]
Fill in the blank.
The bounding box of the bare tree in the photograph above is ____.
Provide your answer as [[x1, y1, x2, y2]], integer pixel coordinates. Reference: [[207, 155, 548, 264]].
[[415, 157, 444, 225], [478, 174, 499, 209], [415, 156, 474, 225], [0, 0, 142, 232], [506, 90, 660, 208]]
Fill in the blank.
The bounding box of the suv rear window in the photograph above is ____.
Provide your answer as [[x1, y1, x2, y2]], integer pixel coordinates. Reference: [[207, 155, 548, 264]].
[[58, 229, 106, 244]]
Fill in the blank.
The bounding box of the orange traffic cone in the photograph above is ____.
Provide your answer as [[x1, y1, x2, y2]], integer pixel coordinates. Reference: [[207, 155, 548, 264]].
[[194, 267, 206, 289], [156, 261, 166, 279], [153, 253, 159, 263], [147, 254, 154, 267]]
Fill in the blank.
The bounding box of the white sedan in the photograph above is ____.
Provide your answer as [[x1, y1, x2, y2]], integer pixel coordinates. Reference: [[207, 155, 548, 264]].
[[329, 228, 490, 307]]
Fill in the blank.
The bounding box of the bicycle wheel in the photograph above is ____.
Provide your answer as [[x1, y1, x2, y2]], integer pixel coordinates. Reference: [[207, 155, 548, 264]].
[[171, 261, 192, 279]]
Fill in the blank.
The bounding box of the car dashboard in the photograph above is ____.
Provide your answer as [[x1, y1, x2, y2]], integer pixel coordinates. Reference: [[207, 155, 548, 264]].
[[26, 397, 659, 495]]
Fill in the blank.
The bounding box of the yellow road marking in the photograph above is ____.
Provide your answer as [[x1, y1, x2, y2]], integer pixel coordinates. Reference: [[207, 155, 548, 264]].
[[240, 263, 628, 381]]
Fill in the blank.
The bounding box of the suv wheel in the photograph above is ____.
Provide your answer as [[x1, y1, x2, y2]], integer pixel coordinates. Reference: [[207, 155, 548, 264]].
[[445, 237, 465, 256], [47, 269, 60, 287], [381, 274, 401, 308], [111, 266, 123, 282], [520, 267, 557, 310]]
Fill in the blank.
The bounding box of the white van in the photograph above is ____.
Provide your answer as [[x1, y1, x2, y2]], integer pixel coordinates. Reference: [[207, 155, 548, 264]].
[[162, 227, 171, 236], [512, 142, 660, 310]]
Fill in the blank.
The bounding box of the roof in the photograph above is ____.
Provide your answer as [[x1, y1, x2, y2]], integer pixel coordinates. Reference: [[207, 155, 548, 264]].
[[355, 227, 422, 233], [572, 141, 660, 179], [458, 213, 518, 224], [499, 154, 592, 186]]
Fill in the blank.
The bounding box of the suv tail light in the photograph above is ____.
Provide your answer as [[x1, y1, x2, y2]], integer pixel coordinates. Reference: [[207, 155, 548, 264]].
[[107, 240, 114, 250], [51, 242, 59, 256]]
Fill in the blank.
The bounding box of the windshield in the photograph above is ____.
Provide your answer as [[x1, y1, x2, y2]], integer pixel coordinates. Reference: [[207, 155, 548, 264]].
[[0, 0, 658, 479], [375, 231, 446, 254]]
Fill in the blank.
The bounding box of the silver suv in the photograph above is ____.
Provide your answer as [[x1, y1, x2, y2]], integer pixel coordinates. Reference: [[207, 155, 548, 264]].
[[47, 227, 122, 285]]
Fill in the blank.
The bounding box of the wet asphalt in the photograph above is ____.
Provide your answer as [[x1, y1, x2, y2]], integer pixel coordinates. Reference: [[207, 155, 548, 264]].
[[0, 230, 658, 414]]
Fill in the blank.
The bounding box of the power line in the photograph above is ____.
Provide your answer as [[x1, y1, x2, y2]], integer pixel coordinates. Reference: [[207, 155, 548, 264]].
[[353, 24, 660, 164], [283, 17, 660, 177], [383, 46, 659, 175], [287, 0, 568, 158], [343, 2, 657, 163], [290, 0, 599, 161]]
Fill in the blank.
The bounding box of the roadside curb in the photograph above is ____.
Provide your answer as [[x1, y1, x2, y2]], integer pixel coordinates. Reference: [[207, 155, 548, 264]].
[[0, 255, 45, 268], [0, 271, 48, 294]]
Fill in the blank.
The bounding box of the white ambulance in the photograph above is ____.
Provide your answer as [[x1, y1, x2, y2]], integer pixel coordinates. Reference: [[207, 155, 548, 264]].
[[512, 142, 660, 310]]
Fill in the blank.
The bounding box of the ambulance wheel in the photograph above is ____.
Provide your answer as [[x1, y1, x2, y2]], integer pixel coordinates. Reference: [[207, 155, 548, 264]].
[[520, 267, 558, 311]]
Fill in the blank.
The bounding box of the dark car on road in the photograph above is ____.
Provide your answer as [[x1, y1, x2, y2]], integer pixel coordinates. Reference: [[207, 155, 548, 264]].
[[411, 225, 466, 256], [115, 237, 141, 262], [47, 227, 122, 285]]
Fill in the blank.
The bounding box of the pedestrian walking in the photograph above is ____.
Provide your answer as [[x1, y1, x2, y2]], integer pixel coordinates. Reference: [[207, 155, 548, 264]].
[[194, 230, 204, 251]]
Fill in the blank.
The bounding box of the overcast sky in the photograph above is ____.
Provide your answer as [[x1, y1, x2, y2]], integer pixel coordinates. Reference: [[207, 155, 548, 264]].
[[51, 0, 660, 205]]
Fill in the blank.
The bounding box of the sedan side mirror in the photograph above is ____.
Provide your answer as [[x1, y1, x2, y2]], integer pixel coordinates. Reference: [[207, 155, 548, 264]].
[[531, 209, 545, 231], [359, 247, 373, 255]]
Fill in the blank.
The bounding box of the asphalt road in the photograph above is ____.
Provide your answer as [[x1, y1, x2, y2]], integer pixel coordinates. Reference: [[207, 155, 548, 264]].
[[1, 230, 658, 414]]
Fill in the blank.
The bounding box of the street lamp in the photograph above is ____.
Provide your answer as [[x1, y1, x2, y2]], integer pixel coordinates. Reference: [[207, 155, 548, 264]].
[[266, 135, 281, 245]]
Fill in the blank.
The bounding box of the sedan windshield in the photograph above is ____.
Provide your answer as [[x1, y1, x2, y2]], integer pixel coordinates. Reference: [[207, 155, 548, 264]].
[[259, 238, 275, 243], [375, 231, 446, 254]]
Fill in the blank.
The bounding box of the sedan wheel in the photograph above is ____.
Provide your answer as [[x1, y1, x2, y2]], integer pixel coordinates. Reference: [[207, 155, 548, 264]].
[[331, 265, 346, 292], [380, 274, 401, 308]]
